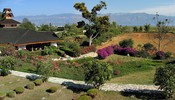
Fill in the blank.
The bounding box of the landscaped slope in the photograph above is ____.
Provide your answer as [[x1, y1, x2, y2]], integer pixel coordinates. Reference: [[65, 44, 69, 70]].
[[97, 33, 175, 55]]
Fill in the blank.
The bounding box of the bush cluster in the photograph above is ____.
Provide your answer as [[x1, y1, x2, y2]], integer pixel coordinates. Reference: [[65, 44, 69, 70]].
[[0, 69, 10, 76], [25, 83, 35, 89], [78, 95, 92, 100], [47, 86, 58, 93], [114, 46, 137, 56], [14, 87, 25, 94], [7, 91, 16, 98], [34, 79, 43, 86], [0, 92, 6, 100], [97, 46, 114, 59], [119, 38, 134, 48], [87, 89, 98, 98]]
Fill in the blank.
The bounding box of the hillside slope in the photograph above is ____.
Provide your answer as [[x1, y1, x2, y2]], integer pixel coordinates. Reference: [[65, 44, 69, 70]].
[[97, 33, 175, 54]]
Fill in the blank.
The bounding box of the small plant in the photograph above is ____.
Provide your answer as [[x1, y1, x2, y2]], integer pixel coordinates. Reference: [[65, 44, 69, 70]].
[[87, 88, 98, 98], [0, 69, 10, 76], [155, 51, 165, 60], [119, 38, 134, 48], [6, 91, 16, 98], [47, 86, 59, 93], [34, 79, 43, 86], [25, 83, 35, 89], [78, 95, 92, 100], [14, 87, 25, 94], [0, 92, 6, 100], [143, 43, 154, 51]]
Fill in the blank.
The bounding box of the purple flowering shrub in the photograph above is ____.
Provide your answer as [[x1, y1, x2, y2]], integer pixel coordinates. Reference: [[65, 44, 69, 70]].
[[113, 45, 137, 56], [105, 46, 114, 55], [155, 51, 165, 59], [97, 48, 109, 59]]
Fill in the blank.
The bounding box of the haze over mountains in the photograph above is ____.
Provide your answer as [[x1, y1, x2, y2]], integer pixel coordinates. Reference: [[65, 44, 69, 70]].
[[14, 13, 175, 26]]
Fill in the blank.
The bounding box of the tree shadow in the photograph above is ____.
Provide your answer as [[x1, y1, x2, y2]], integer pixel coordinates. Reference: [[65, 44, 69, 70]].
[[61, 81, 93, 93], [120, 89, 165, 99]]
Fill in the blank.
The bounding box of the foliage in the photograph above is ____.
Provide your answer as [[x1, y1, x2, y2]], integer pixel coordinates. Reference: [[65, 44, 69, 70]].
[[25, 83, 35, 89], [0, 44, 16, 56], [7, 91, 16, 98], [47, 86, 59, 93], [114, 46, 137, 56], [78, 95, 92, 100], [74, 1, 110, 46], [165, 52, 172, 59], [1, 56, 17, 70], [144, 24, 151, 32], [119, 39, 134, 48], [133, 26, 139, 32], [84, 60, 113, 88], [155, 51, 165, 60], [97, 46, 114, 59], [14, 86, 25, 94], [18, 18, 36, 30], [0, 69, 10, 76], [41, 46, 62, 56], [154, 64, 175, 98], [37, 23, 57, 31], [34, 79, 43, 86], [87, 88, 98, 98], [143, 43, 154, 51]]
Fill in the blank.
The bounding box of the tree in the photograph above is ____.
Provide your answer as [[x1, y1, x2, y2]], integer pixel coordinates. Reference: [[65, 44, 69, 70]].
[[84, 60, 113, 88], [0, 12, 2, 20], [74, 1, 110, 46], [133, 26, 138, 32], [144, 24, 150, 32], [19, 18, 36, 30], [153, 13, 171, 51], [119, 39, 134, 48], [154, 64, 175, 98]]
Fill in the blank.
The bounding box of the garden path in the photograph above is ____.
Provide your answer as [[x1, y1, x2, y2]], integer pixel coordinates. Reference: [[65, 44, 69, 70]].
[[10, 70, 162, 93]]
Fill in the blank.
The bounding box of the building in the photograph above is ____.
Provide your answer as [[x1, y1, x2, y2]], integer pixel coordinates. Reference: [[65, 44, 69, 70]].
[[0, 8, 59, 50]]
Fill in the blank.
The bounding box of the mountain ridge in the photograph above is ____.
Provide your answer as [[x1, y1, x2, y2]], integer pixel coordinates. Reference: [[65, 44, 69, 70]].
[[14, 13, 175, 26]]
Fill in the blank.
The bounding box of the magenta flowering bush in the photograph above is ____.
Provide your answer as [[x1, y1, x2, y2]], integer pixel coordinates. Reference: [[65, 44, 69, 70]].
[[97, 48, 109, 59], [105, 46, 114, 55], [114, 45, 137, 56], [155, 51, 165, 59]]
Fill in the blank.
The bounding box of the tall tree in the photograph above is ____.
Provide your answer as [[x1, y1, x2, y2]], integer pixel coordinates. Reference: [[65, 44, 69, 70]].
[[0, 12, 2, 20], [153, 13, 171, 51], [19, 18, 36, 30], [74, 1, 110, 46]]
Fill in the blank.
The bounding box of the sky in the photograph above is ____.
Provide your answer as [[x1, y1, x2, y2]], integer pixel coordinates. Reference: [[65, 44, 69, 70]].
[[1, 0, 175, 16]]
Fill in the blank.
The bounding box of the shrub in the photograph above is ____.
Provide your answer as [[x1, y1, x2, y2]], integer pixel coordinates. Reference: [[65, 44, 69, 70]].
[[114, 46, 137, 56], [0, 69, 10, 76], [78, 95, 92, 100], [14, 87, 25, 94], [34, 79, 43, 86], [41, 46, 58, 56], [143, 43, 154, 51], [97, 48, 109, 59], [0, 92, 6, 100], [105, 46, 114, 55], [84, 60, 113, 88], [155, 51, 165, 60], [119, 39, 134, 48], [1, 56, 17, 70], [137, 50, 151, 58], [47, 86, 58, 93], [154, 64, 175, 98], [165, 52, 172, 59], [114, 70, 120, 75], [87, 89, 98, 98], [25, 83, 35, 89], [6, 91, 16, 98], [0, 44, 16, 56]]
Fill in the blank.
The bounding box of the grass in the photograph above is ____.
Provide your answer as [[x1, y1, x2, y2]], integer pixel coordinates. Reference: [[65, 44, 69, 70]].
[[0, 75, 73, 100]]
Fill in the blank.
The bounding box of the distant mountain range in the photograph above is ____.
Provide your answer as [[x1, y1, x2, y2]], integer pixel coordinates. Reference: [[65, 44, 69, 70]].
[[14, 13, 175, 26]]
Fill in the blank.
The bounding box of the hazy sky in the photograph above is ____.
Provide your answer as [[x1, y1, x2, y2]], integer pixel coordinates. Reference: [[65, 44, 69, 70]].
[[1, 0, 175, 16]]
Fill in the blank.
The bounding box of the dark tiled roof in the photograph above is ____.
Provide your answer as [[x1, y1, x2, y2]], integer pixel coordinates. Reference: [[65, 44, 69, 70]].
[[0, 19, 20, 25], [0, 28, 59, 46]]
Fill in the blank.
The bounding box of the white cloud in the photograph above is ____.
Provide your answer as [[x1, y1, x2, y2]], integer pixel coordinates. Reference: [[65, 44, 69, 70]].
[[131, 4, 175, 16]]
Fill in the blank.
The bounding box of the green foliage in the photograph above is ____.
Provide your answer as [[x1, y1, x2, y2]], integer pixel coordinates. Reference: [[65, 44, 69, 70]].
[[0, 44, 16, 56], [41, 46, 59, 56], [144, 24, 150, 32], [154, 64, 175, 98], [119, 39, 134, 48], [133, 26, 139, 32], [47, 86, 59, 93], [0, 69, 10, 76], [143, 43, 154, 51], [34, 79, 43, 86], [1, 56, 17, 70], [0, 12, 2, 20], [87, 88, 98, 98], [0, 92, 6, 100], [14, 86, 25, 94], [165, 52, 172, 58], [6, 91, 16, 98], [37, 23, 57, 31], [25, 83, 35, 89], [84, 60, 113, 88], [78, 95, 92, 100], [19, 18, 36, 30], [74, 1, 110, 46]]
